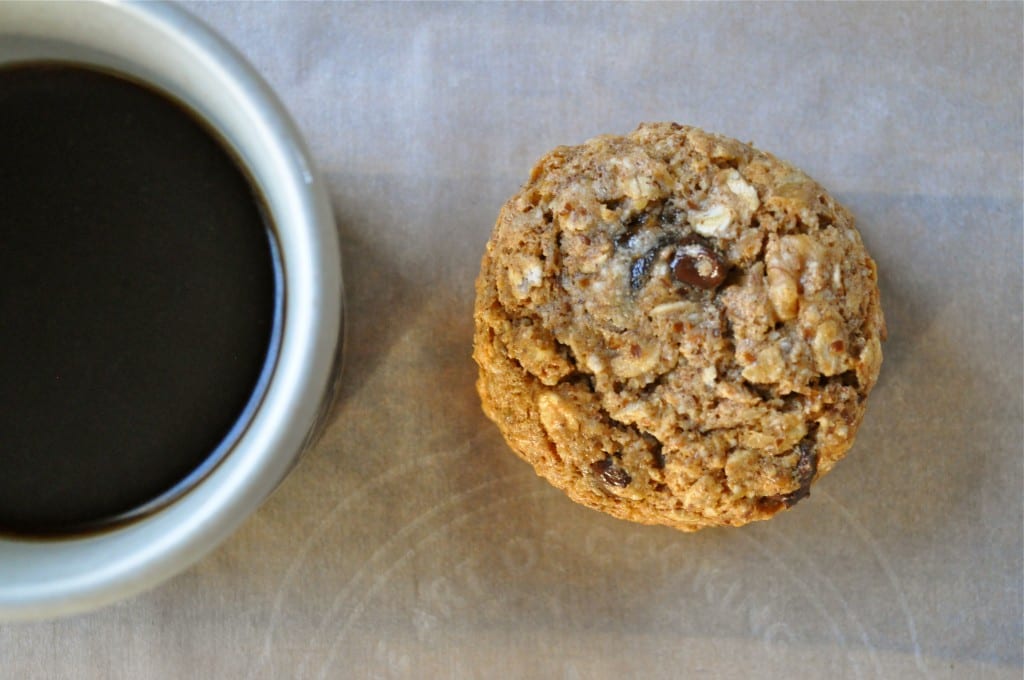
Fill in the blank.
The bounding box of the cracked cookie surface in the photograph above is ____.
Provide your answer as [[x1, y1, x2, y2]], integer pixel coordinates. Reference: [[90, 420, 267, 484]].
[[473, 123, 885, 531]]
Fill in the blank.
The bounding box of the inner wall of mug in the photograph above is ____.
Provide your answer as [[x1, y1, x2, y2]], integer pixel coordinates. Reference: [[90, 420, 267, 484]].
[[0, 2, 342, 617]]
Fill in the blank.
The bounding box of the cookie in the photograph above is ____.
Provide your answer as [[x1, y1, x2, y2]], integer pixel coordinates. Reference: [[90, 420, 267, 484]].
[[473, 123, 885, 531]]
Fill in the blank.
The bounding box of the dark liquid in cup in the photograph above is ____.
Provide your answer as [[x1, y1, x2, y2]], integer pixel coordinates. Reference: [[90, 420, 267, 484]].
[[0, 63, 278, 536]]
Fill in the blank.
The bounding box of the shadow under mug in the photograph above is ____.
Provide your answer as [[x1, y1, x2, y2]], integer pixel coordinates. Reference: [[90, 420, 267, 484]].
[[0, 1, 344, 620]]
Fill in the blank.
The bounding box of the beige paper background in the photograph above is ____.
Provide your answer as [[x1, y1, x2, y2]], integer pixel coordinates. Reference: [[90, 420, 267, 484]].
[[2, 2, 1021, 678]]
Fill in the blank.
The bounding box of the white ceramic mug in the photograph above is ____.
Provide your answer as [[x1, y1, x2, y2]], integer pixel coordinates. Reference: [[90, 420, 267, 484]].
[[0, 1, 344, 620]]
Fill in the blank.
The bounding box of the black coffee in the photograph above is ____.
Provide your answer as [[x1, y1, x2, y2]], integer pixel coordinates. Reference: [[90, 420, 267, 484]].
[[0, 63, 278, 535]]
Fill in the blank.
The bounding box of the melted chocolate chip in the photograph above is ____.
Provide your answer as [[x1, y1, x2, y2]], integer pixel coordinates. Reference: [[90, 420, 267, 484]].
[[615, 210, 653, 249], [670, 235, 728, 290], [778, 440, 818, 507], [659, 204, 684, 227], [650, 440, 665, 469], [591, 458, 632, 487], [629, 235, 677, 291], [630, 248, 659, 290], [755, 434, 820, 512]]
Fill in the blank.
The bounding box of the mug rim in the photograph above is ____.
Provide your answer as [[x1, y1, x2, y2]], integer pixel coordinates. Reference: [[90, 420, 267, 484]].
[[0, 0, 344, 620]]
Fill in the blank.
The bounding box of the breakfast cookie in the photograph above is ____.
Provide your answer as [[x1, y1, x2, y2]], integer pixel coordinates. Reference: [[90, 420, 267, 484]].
[[473, 123, 885, 531]]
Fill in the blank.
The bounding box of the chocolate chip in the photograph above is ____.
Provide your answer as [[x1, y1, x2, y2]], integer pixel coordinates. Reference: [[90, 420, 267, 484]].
[[590, 458, 631, 487], [670, 235, 728, 290]]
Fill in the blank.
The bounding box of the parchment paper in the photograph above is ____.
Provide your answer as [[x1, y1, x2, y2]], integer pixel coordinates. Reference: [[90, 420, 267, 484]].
[[2, 2, 1021, 678]]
